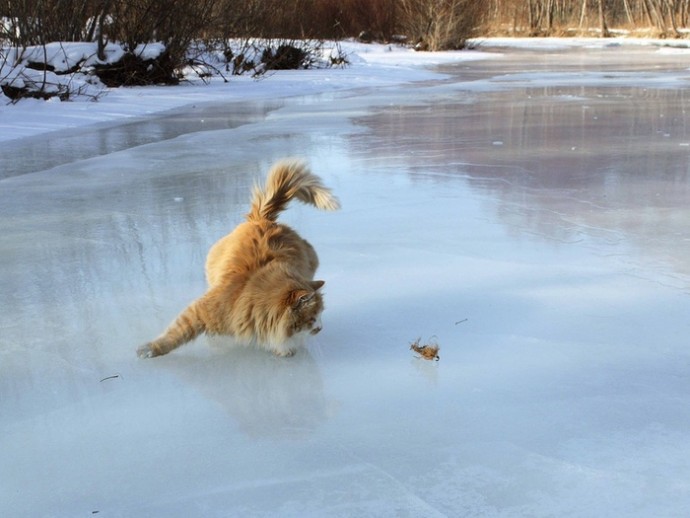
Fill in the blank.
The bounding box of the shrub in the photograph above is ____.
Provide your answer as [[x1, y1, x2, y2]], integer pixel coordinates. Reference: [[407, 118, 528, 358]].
[[261, 44, 307, 70], [93, 48, 178, 86], [398, 0, 487, 51]]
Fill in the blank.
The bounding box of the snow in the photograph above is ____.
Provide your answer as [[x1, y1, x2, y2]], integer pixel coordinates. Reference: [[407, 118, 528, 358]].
[[0, 41, 494, 143], [2, 38, 690, 516]]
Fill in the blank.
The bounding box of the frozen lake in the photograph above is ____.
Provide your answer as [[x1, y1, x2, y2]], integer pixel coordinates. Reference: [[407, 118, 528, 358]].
[[2, 44, 690, 516]]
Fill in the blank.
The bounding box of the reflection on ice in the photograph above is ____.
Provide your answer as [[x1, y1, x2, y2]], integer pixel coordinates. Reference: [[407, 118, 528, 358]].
[[158, 345, 328, 439], [351, 80, 690, 287]]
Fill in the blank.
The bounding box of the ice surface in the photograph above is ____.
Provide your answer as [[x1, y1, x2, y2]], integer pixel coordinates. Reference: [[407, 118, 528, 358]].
[[2, 44, 690, 516]]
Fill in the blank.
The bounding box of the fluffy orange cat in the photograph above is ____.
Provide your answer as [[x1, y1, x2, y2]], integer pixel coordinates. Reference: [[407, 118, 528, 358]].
[[137, 159, 339, 358]]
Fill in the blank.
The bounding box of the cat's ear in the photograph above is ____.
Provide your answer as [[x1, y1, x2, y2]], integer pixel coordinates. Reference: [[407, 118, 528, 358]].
[[310, 280, 325, 290], [288, 289, 314, 308]]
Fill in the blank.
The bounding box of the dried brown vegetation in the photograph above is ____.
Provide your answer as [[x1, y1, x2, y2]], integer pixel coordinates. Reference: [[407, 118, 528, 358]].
[[3, 1, 690, 54], [410, 337, 441, 361]]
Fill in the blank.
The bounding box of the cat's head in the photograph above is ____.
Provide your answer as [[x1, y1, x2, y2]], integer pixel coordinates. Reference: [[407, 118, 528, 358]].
[[286, 280, 325, 337]]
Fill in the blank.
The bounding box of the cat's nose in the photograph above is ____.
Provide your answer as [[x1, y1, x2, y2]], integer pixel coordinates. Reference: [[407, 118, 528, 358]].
[[310, 316, 322, 335]]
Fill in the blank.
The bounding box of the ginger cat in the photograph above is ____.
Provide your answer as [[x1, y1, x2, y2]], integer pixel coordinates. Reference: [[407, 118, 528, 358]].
[[137, 159, 339, 358]]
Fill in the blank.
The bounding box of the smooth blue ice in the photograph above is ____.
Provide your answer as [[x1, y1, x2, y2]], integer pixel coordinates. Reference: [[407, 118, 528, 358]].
[[2, 45, 690, 516]]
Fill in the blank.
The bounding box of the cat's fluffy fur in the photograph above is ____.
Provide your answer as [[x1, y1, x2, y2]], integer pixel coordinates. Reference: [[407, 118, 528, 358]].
[[137, 159, 339, 358]]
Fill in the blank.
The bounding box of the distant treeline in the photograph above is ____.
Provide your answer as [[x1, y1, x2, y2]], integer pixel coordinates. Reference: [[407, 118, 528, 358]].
[[4, 0, 689, 99], [488, 0, 690, 37], [0, 0, 476, 50], [2, 1, 690, 54]]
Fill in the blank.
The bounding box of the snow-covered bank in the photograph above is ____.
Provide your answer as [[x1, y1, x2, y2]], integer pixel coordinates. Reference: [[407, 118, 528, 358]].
[[4, 37, 690, 144], [0, 41, 493, 143]]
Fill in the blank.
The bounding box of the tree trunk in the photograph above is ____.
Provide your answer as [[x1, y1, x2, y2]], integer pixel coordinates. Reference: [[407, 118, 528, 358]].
[[622, 0, 635, 25], [665, 0, 681, 36], [96, 1, 113, 61], [598, 0, 610, 36], [579, 0, 588, 29]]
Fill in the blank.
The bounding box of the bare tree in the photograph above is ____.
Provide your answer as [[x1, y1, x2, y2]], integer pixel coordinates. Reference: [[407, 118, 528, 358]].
[[599, 0, 611, 35]]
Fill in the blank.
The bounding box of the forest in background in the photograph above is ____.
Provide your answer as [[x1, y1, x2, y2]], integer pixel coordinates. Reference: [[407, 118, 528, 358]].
[[487, 0, 690, 37], [5, 0, 690, 51], [2, 0, 690, 100]]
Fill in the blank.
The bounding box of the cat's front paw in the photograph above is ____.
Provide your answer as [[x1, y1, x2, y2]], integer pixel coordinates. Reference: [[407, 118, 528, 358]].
[[272, 347, 296, 358], [137, 343, 157, 359]]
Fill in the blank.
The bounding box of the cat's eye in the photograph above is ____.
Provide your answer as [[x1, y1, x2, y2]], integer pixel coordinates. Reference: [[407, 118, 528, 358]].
[[298, 293, 313, 304]]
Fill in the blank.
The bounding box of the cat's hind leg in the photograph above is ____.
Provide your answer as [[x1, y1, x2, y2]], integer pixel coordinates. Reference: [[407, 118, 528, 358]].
[[137, 298, 208, 358]]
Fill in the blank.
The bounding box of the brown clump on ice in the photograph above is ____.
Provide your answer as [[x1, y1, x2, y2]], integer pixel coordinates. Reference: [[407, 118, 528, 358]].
[[410, 337, 440, 361]]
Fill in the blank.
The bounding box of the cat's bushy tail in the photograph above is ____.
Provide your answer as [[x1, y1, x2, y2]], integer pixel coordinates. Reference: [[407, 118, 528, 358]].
[[247, 159, 340, 222]]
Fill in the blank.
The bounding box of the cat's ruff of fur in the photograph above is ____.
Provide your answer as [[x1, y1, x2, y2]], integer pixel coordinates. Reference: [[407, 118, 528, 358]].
[[137, 159, 339, 359]]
